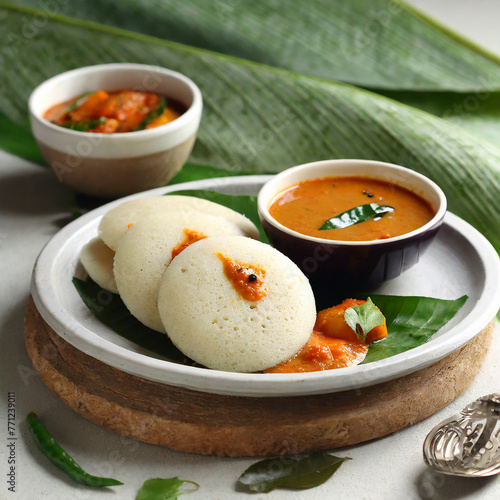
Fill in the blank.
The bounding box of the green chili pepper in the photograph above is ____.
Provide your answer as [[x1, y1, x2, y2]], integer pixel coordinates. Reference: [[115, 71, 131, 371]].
[[26, 412, 123, 488]]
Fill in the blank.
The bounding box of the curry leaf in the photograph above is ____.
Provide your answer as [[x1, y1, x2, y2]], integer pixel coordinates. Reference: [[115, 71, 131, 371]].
[[318, 203, 394, 230], [238, 452, 349, 493], [1, 4, 500, 254], [362, 294, 468, 363], [344, 297, 386, 342], [136, 477, 198, 500]]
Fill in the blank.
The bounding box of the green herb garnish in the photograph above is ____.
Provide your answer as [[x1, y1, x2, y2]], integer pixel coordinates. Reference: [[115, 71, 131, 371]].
[[136, 477, 198, 500], [59, 116, 107, 131], [318, 203, 394, 230], [344, 297, 385, 342], [135, 97, 166, 131], [238, 452, 349, 493]]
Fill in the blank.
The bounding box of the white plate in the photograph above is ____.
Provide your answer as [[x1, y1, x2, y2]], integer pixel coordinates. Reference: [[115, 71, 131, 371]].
[[31, 176, 500, 397]]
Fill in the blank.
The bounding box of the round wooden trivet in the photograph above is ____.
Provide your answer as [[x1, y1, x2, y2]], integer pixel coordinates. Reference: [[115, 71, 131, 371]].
[[25, 296, 493, 457]]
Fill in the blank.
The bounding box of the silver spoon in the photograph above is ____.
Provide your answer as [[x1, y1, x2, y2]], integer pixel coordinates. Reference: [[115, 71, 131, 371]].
[[423, 393, 500, 477]]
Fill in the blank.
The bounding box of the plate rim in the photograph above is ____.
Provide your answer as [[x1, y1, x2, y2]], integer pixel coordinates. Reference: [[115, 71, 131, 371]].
[[31, 175, 500, 397]]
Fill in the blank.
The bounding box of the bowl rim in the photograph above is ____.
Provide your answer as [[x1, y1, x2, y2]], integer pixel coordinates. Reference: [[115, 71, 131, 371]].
[[257, 159, 447, 246], [28, 62, 203, 140]]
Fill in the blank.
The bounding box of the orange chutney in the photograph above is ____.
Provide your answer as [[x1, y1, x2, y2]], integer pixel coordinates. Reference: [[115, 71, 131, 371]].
[[265, 299, 387, 373], [43, 89, 186, 133], [269, 176, 435, 241], [171, 229, 207, 261], [215, 252, 267, 302]]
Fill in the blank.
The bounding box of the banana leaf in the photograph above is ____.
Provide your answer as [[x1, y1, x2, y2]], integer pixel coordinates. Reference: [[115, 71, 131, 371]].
[[7, 0, 500, 92], [381, 90, 500, 145], [0, 111, 44, 163], [169, 189, 269, 243], [72, 277, 194, 365], [1, 4, 500, 253], [362, 294, 468, 363], [6, 1, 500, 147]]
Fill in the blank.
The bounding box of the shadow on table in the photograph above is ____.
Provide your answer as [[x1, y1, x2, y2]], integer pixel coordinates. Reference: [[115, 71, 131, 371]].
[[415, 467, 496, 499], [0, 168, 73, 218]]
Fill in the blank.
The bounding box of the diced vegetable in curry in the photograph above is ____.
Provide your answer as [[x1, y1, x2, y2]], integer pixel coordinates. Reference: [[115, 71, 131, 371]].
[[43, 89, 186, 133], [265, 299, 387, 373]]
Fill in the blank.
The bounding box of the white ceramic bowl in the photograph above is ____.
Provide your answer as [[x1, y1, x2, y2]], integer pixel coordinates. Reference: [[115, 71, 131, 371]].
[[29, 63, 203, 197]]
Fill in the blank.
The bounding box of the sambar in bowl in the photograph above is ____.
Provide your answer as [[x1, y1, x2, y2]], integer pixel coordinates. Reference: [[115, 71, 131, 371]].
[[257, 159, 446, 299]]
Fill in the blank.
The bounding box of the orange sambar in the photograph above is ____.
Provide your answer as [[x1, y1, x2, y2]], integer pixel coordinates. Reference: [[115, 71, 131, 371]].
[[269, 176, 435, 241]]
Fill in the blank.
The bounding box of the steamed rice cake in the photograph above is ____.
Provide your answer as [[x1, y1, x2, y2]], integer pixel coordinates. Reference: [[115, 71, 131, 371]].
[[80, 237, 118, 293], [158, 236, 316, 372], [99, 195, 260, 251], [114, 212, 247, 332]]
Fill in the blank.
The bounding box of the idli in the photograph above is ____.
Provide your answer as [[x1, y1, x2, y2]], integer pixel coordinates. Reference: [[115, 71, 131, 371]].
[[80, 237, 118, 293], [98, 195, 259, 251], [158, 236, 316, 372], [114, 212, 247, 332]]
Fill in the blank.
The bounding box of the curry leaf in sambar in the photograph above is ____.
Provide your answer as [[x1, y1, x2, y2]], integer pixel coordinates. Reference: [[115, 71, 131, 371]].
[[318, 204, 394, 230]]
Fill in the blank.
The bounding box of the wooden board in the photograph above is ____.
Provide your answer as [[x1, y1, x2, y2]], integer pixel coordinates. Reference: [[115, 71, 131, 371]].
[[24, 296, 493, 457]]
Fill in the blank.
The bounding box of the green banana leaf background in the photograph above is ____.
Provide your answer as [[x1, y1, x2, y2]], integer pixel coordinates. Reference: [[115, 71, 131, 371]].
[[1, 0, 500, 253]]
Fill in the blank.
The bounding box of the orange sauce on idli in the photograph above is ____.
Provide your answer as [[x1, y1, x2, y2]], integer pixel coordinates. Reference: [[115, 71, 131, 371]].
[[215, 253, 267, 302], [269, 177, 435, 241], [171, 229, 207, 261]]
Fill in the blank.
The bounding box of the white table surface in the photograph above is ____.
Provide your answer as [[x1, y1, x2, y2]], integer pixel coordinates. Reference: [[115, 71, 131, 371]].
[[1, 2, 499, 499]]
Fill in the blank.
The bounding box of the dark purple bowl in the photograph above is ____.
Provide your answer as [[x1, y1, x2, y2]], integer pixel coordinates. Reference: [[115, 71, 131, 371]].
[[257, 160, 447, 304]]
